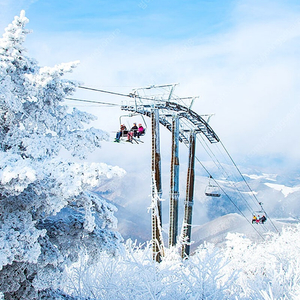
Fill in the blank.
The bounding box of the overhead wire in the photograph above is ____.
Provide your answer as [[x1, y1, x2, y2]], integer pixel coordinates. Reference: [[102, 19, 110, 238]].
[[78, 86, 133, 99], [178, 119, 266, 238], [78, 85, 195, 104], [213, 142, 263, 211], [66, 97, 121, 106], [206, 141, 271, 235], [182, 140, 266, 241], [183, 116, 272, 233], [180, 117, 259, 219], [197, 134, 258, 219], [219, 140, 280, 235], [179, 113, 277, 234], [212, 142, 271, 234], [78, 85, 164, 102], [204, 136, 272, 233], [198, 132, 263, 217]]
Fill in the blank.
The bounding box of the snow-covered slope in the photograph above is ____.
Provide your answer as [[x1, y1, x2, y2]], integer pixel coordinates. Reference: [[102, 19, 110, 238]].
[[264, 182, 300, 197]]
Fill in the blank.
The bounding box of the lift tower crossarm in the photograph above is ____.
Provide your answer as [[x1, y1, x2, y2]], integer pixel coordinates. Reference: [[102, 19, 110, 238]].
[[121, 101, 219, 144]]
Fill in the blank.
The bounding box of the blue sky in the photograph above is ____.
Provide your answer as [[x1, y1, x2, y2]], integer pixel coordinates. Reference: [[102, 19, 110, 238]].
[[2, 0, 300, 173], [2, 0, 235, 38]]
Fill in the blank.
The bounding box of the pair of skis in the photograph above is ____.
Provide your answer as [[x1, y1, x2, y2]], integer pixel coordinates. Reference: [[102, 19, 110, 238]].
[[114, 137, 144, 144]]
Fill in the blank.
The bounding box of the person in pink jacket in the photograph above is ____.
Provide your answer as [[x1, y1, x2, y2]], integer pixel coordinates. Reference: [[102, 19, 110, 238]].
[[137, 124, 145, 138]]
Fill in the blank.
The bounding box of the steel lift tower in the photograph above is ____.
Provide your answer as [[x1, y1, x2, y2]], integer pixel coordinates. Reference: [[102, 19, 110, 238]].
[[121, 84, 220, 261]]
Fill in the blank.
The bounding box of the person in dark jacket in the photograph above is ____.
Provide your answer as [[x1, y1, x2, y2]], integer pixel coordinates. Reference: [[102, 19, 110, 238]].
[[127, 123, 138, 142], [260, 215, 267, 224]]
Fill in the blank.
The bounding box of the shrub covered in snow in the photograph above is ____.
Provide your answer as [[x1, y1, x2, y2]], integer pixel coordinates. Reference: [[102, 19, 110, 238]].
[[64, 225, 300, 299], [0, 11, 124, 299]]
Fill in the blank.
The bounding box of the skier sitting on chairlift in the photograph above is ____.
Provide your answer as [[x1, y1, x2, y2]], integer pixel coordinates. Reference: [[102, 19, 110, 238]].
[[115, 124, 127, 142], [127, 123, 138, 142], [137, 123, 145, 138], [252, 214, 267, 224], [260, 215, 267, 224]]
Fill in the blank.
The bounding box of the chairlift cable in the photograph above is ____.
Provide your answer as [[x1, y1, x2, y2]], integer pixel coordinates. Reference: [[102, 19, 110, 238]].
[[179, 117, 270, 234], [78, 85, 194, 104], [209, 142, 270, 232], [179, 118, 261, 221], [219, 140, 280, 234], [66, 97, 120, 106], [200, 135, 260, 216], [211, 144, 270, 234], [181, 137, 265, 240], [78, 85, 162, 102], [204, 141, 267, 230], [196, 133, 261, 219], [78, 86, 133, 98], [180, 116, 257, 215], [213, 142, 263, 213], [191, 151, 265, 241]]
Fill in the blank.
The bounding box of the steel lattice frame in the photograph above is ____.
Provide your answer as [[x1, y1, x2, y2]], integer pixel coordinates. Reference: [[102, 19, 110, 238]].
[[121, 101, 219, 144]]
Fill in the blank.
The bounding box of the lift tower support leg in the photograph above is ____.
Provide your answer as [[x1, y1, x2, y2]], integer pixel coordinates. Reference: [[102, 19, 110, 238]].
[[151, 109, 164, 262], [169, 115, 179, 247], [181, 131, 196, 258]]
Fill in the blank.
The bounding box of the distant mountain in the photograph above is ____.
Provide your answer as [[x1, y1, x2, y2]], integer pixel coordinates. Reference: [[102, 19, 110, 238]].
[[113, 202, 151, 243], [241, 173, 300, 219], [94, 169, 300, 246]]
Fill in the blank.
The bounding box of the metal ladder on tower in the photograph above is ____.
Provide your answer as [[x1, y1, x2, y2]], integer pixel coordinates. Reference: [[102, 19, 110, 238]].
[[151, 172, 165, 261]]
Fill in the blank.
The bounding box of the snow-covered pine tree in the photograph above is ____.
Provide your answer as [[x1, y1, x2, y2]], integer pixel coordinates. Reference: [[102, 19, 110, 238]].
[[0, 11, 124, 299]]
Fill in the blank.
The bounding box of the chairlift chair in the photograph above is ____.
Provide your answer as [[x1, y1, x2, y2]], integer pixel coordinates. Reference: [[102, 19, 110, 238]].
[[252, 211, 267, 224], [117, 113, 147, 143], [205, 175, 221, 197]]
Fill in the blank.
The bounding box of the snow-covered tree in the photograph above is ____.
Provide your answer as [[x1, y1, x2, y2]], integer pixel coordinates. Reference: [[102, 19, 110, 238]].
[[0, 11, 124, 299], [63, 241, 235, 299], [63, 226, 300, 300]]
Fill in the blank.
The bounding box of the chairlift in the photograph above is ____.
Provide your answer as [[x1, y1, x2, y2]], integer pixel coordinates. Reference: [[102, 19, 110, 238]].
[[115, 113, 147, 144], [205, 175, 221, 197], [251, 209, 267, 224]]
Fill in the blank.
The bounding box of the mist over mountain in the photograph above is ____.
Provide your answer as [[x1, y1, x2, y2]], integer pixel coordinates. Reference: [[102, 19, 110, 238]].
[[95, 160, 300, 246]]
